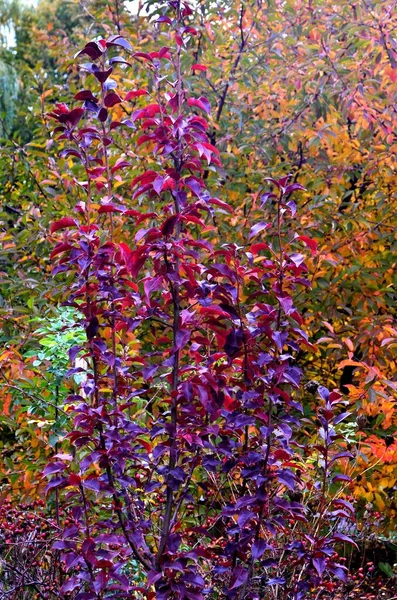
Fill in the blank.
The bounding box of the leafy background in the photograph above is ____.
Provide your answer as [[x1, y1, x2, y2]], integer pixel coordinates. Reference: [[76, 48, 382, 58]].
[[0, 0, 396, 594]]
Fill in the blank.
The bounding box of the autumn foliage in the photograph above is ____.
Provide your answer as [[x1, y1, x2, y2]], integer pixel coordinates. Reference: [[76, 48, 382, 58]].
[[0, 0, 396, 598]]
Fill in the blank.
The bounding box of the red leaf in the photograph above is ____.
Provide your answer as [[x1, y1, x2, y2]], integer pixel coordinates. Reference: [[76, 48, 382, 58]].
[[124, 210, 157, 224], [181, 26, 198, 37], [50, 217, 78, 234], [208, 197, 233, 213], [188, 96, 211, 115], [66, 107, 85, 128], [158, 46, 171, 58], [137, 134, 153, 147], [120, 245, 148, 277], [192, 63, 208, 72], [131, 170, 158, 187], [298, 235, 318, 254], [182, 214, 206, 227], [50, 243, 72, 259], [98, 203, 123, 214], [124, 89, 148, 101], [87, 167, 106, 179], [104, 92, 122, 107], [250, 242, 269, 254], [68, 473, 81, 486], [132, 104, 162, 121], [111, 159, 130, 173], [74, 90, 97, 102], [98, 107, 108, 122], [93, 68, 113, 83], [77, 41, 104, 60], [133, 52, 153, 62], [161, 215, 180, 236]]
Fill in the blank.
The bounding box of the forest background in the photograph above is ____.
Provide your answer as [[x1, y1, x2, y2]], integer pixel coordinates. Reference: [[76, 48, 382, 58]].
[[0, 0, 397, 597]]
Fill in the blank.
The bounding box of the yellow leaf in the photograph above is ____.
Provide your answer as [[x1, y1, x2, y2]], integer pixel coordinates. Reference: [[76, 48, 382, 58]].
[[375, 493, 385, 511]]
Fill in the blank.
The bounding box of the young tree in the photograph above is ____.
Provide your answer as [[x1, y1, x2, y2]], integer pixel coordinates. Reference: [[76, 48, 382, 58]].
[[44, 1, 355, 598]]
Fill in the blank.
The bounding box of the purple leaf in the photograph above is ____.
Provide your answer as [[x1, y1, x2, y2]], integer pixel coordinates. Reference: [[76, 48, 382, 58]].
[[332, 533, 358, 547], [45, 477, 67, 493], [289, 252, 305, 267], [184, 176, 203, 198], [43, 462, 67, 476], [332, 474, 351, 483], [209, 262, 236, 282], [109, 56, 132, 66], [267, 577, 286, 585], [174, 329, 191, 351], [107, 35, 132, 50], [60, 576, 80, 593], [312, 557, 326, 577], [248, 222, 270, 239], [83, 477, 101, 491], [332, 498, 355, 514], [284, 182, 306, 194], [328, 566, 347, 581], [167, 533, 182, 553], [277, 469, 296, 490], [318, 385, 330, 401], [252, 539, 270, 559], [229, 566, 248, 590], [148, 570, 163, 586], [272, 331, 287, 352], [279, 295, 293, 315], [153, 176, 165, 194], [224, 329, 244, 358], [156, 15, 172, 24], [144, 276, 163, 303], [333, 411, 350, 425]]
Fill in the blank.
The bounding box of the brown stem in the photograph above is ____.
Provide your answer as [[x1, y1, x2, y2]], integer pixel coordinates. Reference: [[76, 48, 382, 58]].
[[156, 0, 184, 569], [98, 429, 153, 571], [215, 2, 247, 125]]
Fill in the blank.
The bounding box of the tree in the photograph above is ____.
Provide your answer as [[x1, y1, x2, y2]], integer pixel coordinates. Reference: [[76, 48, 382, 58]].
[[40, 1, 355, 598]]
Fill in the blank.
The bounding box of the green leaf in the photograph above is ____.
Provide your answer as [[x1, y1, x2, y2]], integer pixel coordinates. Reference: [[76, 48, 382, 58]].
[[378, 562, 394, 578]]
